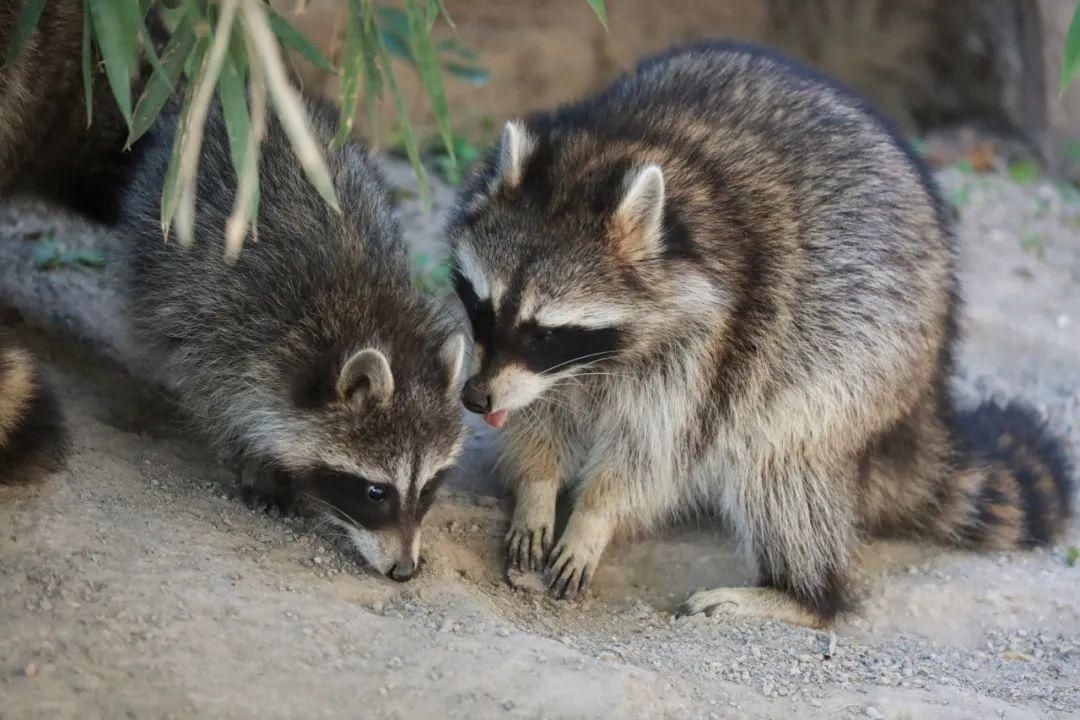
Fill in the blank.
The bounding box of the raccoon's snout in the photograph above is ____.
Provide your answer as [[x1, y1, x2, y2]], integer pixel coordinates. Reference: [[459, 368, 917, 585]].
[[462, 377, 492, 414], [388, 556, 419, 582]]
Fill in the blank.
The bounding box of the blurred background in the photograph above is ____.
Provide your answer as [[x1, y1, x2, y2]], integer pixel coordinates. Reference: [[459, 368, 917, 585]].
[[272, 0, 1080, 180]]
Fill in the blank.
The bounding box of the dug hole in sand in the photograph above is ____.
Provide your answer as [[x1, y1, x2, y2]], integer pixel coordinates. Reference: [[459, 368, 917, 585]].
[[0, 160, 1077, 719]]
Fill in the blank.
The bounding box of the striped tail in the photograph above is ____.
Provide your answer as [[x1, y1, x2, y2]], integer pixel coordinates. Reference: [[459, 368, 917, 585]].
[[938, 400, 1073, 550]]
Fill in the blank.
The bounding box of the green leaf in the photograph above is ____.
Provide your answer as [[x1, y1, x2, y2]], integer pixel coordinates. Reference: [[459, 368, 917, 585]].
[[444, 61, 488, 85], [376, 6, 415, 64], [1067, 546, 1079, 567], [82, 0, 94, 126], [161, 38, 207, 239], [332, 0, 366, 151], [128, 13, 197, 146], [586, 0, 608, 31], [217, 49, 260, 231], [2, 0, 46, 68], [405, 0, 454, 165], [376, 19, 429, 208], [1009, 159, 1040, 185], [89, 0, 141, 124], [1061, 3, 1080, 96], [268, 6, 337, 74]]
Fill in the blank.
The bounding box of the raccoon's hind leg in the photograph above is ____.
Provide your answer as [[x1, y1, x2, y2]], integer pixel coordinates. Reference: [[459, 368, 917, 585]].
[[502, 418, 574, 572], [679, 457, 858, 628]]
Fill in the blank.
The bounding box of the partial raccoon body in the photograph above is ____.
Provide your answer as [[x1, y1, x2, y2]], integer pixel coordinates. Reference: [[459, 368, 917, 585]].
[[0, 331, 66, 485], [119, 97, 467, 580], [448, 41, 1073, 626], [0, 0, 143, 224]]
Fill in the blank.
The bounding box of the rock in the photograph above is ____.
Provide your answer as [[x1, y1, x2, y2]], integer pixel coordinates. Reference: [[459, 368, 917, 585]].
[[506, 567, 547, 595]]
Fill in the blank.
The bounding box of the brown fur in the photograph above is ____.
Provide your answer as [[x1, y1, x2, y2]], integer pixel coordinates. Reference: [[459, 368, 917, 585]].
[[449, 41, 1074, 626], [0, 330, 66, 484]]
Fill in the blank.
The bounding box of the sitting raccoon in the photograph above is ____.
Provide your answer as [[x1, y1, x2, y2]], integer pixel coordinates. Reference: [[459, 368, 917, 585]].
[[447, 41, 1074, 626]]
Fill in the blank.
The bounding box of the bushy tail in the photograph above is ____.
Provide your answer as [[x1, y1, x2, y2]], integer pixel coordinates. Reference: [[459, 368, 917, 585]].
[[0, 335, 67, 484], [940, 400, 1073, 550]]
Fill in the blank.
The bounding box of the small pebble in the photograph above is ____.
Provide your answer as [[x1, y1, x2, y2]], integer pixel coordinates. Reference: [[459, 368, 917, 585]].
[[864, 707, 884, 720], [23, 662, 38, 678]]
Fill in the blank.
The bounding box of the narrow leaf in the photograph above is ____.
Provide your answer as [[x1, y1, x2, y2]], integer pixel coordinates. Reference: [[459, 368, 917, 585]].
[[361, 0, 384, 146], [225, 26, 267, 261], [128, 14, 197, 146], [2, 0, 46, 68], [161, 38, 207, 239], [405, 0, 454, 165], [174, 0, 240, 245], [89, 0, 139, 124], [82, 0, 94, 126], [331, 0, 365, 151], [243, 0, 340, 213], [586, 0, 608, 31], [425, 0, 439, 32], [217, 51, 252, 175], [1061, 2, 1080, 96], [268, 5, 337, 74], [444, 61, 488, 85], [376, 20, 429, 208]]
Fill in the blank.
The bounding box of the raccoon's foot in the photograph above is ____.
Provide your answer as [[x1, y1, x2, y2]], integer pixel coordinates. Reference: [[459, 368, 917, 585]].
[[676, 587, 828, 629], [505, 481, 558, 572], [543, 511, 612, 600], [236, 462, 299, 517]]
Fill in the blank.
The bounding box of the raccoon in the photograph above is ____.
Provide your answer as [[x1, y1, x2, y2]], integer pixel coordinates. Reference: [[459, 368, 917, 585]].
[[0, 329, 66, 485], [0, 0, 144, 224], [446, 41, 1074, 626], [119, 99, 468, 581], [0, 0, 134, 485]]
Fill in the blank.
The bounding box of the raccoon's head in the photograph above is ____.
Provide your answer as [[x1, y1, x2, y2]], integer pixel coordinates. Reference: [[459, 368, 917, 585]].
[[446, 120, 722, 426], [273, 329, 468, 581]]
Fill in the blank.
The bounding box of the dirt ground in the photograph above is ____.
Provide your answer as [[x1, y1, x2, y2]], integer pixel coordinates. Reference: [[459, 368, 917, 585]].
[[0, 159, 1078, 719]]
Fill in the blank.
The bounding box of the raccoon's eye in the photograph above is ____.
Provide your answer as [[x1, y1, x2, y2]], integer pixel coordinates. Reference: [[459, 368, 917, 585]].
[[366, 484, 387, 502], [532, 329, 555, 343]]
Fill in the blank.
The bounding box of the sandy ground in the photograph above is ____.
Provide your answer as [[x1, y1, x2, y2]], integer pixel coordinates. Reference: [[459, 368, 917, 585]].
[[0, 160, 1078, 720]]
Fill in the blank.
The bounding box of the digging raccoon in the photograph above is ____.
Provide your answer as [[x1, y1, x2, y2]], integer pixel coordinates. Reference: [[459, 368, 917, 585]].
[[119, 97, 469, 581], [0, 1, 467, 580], [447, 41, 1074, 627]]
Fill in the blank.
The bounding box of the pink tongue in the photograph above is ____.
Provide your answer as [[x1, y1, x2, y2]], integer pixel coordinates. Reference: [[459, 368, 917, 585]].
[[484, 409, 509, 428]]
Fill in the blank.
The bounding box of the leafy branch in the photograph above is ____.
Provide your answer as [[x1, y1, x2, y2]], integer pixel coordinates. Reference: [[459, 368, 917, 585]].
[[4, 0, 609, 258]]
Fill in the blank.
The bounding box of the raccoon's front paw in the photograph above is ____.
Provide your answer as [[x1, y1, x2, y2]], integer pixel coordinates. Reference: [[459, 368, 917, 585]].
[[239, 485, 300, 517], [543, 540, 601, 600], [542, 515, 611, 601], [236, 462, 299, 517], [506, 521, 553, 573]]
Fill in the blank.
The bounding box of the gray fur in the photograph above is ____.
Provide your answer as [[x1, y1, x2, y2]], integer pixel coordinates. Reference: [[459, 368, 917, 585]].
[[120, 98, 466, 578], [447, 41, 1072, 625]]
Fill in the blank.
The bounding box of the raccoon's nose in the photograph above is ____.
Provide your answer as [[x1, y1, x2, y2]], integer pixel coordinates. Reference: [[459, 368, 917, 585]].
[[461, 378, 492, 414], [388, 557, 418, 582]]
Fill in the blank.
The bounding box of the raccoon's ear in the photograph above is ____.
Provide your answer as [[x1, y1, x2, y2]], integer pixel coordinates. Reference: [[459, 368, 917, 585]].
[[491, 120, 536, 190], [439, 333, 467, 395], [612, 164, 666, 263], [337, 349, 395, 406]]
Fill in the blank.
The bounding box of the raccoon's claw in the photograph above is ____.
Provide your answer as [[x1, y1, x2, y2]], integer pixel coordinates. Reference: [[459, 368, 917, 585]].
[[506, 524, 552, 572], [239, 486, 299, 517], [543, 542, 595, 601]]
